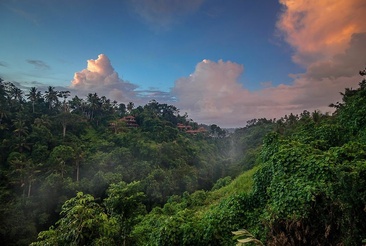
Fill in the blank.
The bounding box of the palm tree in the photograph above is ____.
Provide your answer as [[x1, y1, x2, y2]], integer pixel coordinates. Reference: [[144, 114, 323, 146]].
[[44, 86, 59, 110], [56, 112, 83, 138], [0, 107, 9, 125], [9, 154, 39, 197], [26, 87, 41, 113], [34, 114, 51, 128], [12, 112, 30, 152], [118, 103, 127, 117], [6, 83, 24, 110], [58, 90, 70, 112], [0, 78, 6, 99], [11, 85, 24, 102], [311, 110, 322, 123], [127, 101, 134, 113], [74, 148, 84, 182], [87, 93, 101, 121]]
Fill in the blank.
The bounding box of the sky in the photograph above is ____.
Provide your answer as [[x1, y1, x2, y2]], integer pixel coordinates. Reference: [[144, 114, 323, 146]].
[[1, 0, 365, 128]]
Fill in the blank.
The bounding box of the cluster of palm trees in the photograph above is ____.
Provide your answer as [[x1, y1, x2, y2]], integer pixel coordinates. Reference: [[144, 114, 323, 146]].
[[1, 80, 132, 121]]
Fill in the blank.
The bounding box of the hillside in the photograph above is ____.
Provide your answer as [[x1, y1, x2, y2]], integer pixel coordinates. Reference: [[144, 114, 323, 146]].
[[0, 78, 271, 245], [129, 70, 366, 245], [1, 68, 366, 245]]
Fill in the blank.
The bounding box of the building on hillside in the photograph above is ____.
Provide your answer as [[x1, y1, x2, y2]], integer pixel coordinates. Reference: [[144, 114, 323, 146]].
[[177, 123, 192, 131], [186, 127, 207, 135], [177, 123, 207, 135], [109, 115, 138, 133], [121, 115, 139, 127]]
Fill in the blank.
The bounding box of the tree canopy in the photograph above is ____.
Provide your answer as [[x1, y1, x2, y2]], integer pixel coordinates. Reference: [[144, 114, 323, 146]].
[[1, 68, 366, 245]]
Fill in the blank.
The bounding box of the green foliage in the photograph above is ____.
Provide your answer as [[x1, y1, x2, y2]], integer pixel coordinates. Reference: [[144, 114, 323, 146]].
[[31, 192, 118, 246], [211, 176, 232, 191], [131, 168, 261, 246], [48, 145, 75, 178], [104, 181, 146, 245], [130, 69, 366, 246], [2, 70, 366, 245], [232, 229, 264, 246], [334, 79, 366, 135]]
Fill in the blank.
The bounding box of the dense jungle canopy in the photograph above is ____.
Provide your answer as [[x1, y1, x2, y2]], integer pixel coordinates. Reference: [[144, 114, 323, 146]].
[[0, 69, 365, 245]]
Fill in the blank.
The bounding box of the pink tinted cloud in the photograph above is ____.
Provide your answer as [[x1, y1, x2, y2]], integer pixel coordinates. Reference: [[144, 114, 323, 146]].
[[277, 0, 366, 66], [171, 0, 366, 127], [173, 60, 248, 119], [305, 33, 366, 80], [172, 59, 361, 128], [68, 1, 365, 128], [70, 54, 138, 102]]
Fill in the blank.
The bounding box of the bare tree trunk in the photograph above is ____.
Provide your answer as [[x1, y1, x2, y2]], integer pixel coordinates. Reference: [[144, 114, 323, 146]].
[[62, 123, 66, 138], [123, 226, 126, 246], [76, 162, 80, 182], [28, 181, 32, 198]]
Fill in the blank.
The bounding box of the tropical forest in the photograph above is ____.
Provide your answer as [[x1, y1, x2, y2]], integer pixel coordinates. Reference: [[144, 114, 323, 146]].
[[0, 69, 366, 246]]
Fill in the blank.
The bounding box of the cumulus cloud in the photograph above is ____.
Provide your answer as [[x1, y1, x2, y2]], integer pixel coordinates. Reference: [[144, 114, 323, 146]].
[[173, 59, 247, 118], [305, 33, 366, 80], [70, 54, 138, 102], [26, 59, 50, 70], [276, 0, 366, 66], [172, 59, 361, 128], [129, 0, 205, 30], [67, 1, 365, 128], [170, 0, 366, 127]]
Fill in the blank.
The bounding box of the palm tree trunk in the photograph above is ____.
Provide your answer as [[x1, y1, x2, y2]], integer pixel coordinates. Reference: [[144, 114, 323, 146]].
[[28, 181, 32, 198], [63, 124, 66, 138], [76, 162, 80, 182]]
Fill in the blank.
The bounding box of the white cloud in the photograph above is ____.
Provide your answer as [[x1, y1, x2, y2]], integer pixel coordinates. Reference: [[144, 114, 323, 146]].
[[170, 0, 366, 127], [67, 0, 365, 128], [172, 59, 361, 128], [70, 54, 138, 102]]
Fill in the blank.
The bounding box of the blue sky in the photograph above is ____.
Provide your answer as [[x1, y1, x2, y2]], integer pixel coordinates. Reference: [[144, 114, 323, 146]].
[[1, 0, 365, 127]]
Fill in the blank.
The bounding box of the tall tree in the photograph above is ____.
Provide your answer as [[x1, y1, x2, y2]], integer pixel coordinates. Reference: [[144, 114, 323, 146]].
[[26, 87, 41, 113], [118, 103, 127, 117], [31, 192, 118, 245], [87, 93, 101, 122], [58, 90, 70, 112], [49, 145, 75, 178], [12, 113, 30, 153], [44, 86, 59, 110], [8, 153, 38, 197], [104, 181, 146, 246], [10, 84, 24, 103], [55, 112, 83, 138], [127, 102, 134, 113]]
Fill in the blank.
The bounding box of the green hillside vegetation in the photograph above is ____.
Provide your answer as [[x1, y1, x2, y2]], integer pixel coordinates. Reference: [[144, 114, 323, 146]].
[[0, 79, 268, 245], [131, 166, 260, 246], [1, 68, 366, 245]]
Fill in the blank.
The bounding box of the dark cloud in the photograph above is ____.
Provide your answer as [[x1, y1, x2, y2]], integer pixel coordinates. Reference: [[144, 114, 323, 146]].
[[26, 59, 50, 70], [0, 61, 7, 67], [136, 90, 175, 103], [305, 33, 366, 80]]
